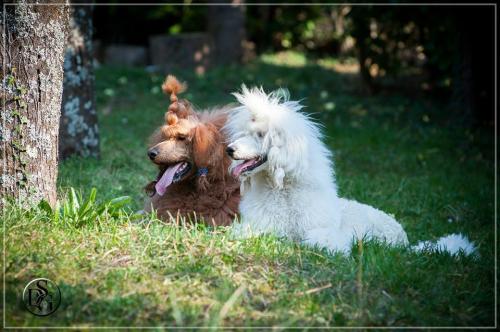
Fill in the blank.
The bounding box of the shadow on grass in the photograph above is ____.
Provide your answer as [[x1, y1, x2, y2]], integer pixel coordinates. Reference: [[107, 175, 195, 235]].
[[4, 236, 495, 328]]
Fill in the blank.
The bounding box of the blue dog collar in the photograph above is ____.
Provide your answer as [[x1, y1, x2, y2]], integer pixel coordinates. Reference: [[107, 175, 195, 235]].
[[197, 167, 208, 177]]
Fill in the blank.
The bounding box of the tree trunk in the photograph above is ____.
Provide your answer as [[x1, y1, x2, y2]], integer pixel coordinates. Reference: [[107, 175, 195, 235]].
[[451, 6, 494, 125], [1, 2, 69, 207], [59, 4, 99, 159], [207, 0, 246, 65], [350, 8, 376, 94]]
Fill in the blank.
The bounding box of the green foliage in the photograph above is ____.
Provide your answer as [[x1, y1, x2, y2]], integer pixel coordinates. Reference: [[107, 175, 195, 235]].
[[246, 5, 347, 54], [38, 188, 132, 228], [6, 68, 30, 188], [347, 4, 493, 115]]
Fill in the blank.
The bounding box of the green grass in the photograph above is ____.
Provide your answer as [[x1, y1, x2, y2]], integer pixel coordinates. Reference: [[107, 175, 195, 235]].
[[2, 52, 495, 328]]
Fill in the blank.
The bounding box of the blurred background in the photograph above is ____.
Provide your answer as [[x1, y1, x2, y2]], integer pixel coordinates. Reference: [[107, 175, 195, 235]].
[[89, 3, 494, 125]]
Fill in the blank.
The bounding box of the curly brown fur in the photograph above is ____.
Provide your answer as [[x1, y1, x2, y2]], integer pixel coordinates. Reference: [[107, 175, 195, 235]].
[[162, 75, 187, 101], [162, 75, 195, 121], [145, 77, 240, 226]]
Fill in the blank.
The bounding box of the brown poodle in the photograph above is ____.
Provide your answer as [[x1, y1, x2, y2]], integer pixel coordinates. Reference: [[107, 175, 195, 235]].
[[144, 76, 240, 226]]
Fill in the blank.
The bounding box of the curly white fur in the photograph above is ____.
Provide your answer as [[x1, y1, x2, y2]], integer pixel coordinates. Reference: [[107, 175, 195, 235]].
[[224, 86, 409, 254], [413, 233, 477, 256]]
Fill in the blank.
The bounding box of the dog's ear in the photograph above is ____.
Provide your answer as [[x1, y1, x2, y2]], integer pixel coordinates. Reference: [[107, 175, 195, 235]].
[[191, 123, 223, 192], [265, 128, 307, 189]]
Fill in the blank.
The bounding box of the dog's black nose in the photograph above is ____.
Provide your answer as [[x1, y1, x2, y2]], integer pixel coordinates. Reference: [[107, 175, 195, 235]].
[[148, 148, 158, 160], [226, 146, 235, 157]]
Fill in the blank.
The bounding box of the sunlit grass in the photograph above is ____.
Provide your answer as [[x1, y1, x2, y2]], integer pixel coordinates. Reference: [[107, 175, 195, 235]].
[[261, 50, 360, 76], [261, 51, 308, 67]]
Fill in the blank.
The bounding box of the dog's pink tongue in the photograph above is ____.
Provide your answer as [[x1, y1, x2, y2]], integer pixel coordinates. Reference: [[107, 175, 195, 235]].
[[231, 159, 256, 178], [155, 162, 184, 196]]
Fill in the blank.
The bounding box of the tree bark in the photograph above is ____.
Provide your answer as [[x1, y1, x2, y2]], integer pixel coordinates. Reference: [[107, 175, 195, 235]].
[[1, 2, 69, 207], [350, 7, 377, 94], [59, 4, 99, 159], [207, 0, 246, 65]]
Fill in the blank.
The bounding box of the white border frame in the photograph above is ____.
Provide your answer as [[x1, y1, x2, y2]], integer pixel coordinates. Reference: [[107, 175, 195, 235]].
[[2, 2, 497, 330]]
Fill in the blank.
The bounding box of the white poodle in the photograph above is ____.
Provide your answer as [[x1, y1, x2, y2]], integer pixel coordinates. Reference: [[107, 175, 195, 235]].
[[224, 86, 409, 254]]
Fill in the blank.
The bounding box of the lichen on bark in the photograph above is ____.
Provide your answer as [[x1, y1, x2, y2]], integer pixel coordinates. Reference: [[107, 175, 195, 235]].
[[1, 1, 69, 207], [59, 4, 99, 159]]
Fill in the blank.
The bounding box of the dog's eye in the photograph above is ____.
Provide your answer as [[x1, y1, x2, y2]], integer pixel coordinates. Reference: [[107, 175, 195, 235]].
[[257, 132, 264, 138], [177, 135, 187, 141]]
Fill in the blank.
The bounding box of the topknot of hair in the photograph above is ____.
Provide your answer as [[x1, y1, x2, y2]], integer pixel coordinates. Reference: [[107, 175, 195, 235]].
[[162, 75, 187, 103]]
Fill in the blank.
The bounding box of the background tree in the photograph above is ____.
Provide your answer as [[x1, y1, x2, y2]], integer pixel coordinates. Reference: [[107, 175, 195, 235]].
[[59, 4, 99, 159], [207, 0, 246, 64], [1, 2, 69, 207]]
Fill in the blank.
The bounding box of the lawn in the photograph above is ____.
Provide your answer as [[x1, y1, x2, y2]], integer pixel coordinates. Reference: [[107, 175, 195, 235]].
[[2, 52, 495, 328]]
